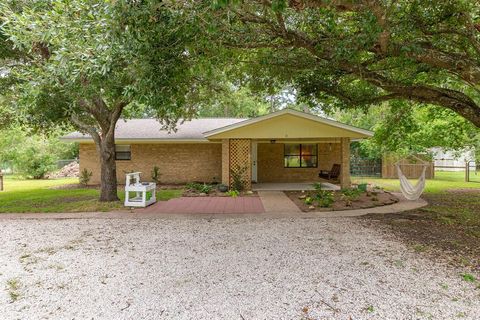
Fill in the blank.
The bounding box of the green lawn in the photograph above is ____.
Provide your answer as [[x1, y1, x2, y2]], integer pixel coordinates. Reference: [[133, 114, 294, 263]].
[[357, 171, 480, 270], [355, 170, 480, 240], [0, 175, 182, 213], [353, 171, 480, 194]]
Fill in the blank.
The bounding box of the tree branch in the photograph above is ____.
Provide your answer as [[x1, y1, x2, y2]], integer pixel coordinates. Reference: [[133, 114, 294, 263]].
[[105, 101, 127, 141], [70, 114, 101, 146]]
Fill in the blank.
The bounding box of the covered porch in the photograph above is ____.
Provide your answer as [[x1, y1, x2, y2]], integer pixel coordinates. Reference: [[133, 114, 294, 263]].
[[204, 109, 373, 191]]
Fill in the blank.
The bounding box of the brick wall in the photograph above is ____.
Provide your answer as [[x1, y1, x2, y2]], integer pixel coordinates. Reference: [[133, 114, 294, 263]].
[[79, 143, 222, 185], [257, 142, 342, 182]]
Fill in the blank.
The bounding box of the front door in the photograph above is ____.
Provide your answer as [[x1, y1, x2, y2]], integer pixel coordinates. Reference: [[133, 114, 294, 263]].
[[251, 141, 258, 182]]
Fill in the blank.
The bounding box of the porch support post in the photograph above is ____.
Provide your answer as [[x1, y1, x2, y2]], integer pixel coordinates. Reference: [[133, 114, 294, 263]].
[[228, 138, 252, 190], [221, 139, 230, 186], [340, 138, 351, 188]]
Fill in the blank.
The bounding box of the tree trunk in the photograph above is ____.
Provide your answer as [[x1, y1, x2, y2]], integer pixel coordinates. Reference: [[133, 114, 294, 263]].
[[97, 134, 119, 202], [71, 98, 126, 202]]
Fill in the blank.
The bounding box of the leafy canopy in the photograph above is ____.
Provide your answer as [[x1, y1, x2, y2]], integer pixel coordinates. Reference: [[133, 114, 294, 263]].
[[1, 0, 216, 132], [210, 0, 480, 127], [334, 102, 480, 159]]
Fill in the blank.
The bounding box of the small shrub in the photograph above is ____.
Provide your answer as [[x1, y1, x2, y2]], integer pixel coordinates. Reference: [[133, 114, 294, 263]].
[[186, 182, 212, 194], [315, 190, 334, 208], [340, 188, 362, 206], [199, 184, 212, 194], [186, 182, 196, 190], [226, 189, 239, 197], [357, 183, 368, 192], [313, 182, 323, 191], [304, 197, 313, 205], [79, 168, 93, 186], [151, 166, 161, 184], [230, 165, 248, 191], [341, 188, 362, 201]]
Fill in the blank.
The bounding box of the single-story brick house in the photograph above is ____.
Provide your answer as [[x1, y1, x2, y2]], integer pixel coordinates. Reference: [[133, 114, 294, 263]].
[[62, 109, 373, 189]]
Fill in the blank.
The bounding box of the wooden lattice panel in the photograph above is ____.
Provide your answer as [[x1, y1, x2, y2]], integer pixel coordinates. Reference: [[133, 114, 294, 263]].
[[229, 139, 251, 190]]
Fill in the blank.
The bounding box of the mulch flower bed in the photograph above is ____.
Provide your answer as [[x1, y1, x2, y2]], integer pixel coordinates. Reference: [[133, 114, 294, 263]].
[[182, 189, 257, 197], [182, 182, 258, 197], [286, 190, 399, 212]]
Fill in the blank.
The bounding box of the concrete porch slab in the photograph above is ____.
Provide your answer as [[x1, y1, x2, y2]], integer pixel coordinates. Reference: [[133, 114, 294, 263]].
[[252, 182, 340, 191]]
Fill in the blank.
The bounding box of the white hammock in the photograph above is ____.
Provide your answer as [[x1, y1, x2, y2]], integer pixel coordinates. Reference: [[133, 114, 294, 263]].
[[396, 164, 427, 200]]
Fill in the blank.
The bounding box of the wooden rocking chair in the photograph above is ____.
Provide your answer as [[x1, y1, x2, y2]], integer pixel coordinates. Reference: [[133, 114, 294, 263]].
[[319, 164, 341, 181]]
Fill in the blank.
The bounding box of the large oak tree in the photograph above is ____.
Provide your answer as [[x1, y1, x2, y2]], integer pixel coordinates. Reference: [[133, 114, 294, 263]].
[[211, 0, 480, 127], [2, 0, 215, 201]]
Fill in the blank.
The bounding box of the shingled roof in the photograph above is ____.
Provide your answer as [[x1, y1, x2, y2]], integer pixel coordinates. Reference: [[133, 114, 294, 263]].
[[62, 109, 373, 142], [62, 118, 247, 142]]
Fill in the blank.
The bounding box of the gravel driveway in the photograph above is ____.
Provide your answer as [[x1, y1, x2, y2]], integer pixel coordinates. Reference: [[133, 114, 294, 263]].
[[0, 216, 478, 319]]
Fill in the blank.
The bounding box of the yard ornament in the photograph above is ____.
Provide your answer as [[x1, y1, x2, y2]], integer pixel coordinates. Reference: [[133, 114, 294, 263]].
[[395, 155, 429, 201]]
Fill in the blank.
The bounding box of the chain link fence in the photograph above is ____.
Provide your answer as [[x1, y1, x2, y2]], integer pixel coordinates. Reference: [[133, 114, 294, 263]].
[[350, 157, 382, 177]]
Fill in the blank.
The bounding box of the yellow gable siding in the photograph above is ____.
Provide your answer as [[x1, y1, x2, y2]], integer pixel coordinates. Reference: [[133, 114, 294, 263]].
[[207, 114, 367, 139]]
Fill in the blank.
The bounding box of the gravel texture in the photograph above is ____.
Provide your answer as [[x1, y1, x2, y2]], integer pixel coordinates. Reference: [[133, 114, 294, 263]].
[[0, 217, 478, 320]]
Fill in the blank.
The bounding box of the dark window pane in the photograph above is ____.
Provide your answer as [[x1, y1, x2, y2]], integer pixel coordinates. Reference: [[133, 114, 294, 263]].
[[284, 144, 318, 168], [301, 156, 317, 168], [284, 156, 301, 167], [302, 144, 317, 156], [284, 144, 300, 155], [115, 145, 131, 160], [115, 151, 131, 160]]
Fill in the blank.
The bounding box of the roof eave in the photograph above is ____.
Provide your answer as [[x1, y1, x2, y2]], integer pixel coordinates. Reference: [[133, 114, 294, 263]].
[[203, 108, 374, 138], [60, 137, 212, 143]]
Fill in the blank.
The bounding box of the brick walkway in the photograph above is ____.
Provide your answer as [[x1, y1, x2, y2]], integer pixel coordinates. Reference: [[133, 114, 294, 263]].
[[137, 196, 265, 214]]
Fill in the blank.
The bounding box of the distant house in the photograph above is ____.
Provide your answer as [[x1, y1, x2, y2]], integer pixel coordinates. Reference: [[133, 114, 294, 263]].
[[431, 147, 476, 171], [62, 109, 373, 189]]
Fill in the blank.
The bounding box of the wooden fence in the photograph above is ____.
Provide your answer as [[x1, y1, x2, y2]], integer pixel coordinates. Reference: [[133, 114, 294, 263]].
[[382, 155, 435, 179]]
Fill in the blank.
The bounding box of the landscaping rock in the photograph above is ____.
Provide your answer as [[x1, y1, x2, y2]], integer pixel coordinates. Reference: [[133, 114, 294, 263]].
[[46, 161, 79, 179], [0, 217, 476, 319]]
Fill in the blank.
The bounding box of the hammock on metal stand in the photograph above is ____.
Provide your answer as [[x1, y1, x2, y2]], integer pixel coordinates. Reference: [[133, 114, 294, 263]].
[[395, 155, 429, 201]]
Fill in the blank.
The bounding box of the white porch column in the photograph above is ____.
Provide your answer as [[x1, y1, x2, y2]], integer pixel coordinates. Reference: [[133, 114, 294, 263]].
[[340, 138, 351, 188]]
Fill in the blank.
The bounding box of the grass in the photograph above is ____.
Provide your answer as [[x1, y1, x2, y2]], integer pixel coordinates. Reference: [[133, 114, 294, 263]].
[[357, 170, 480, 271], [0, 175, 182, 213], [461, 273, 476, 283], [353, 171, 480, 194], [6, 278, 21, 302], [355, 171, 480, 232]]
